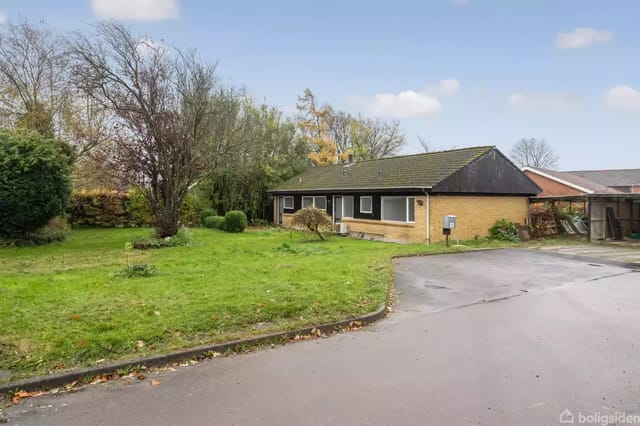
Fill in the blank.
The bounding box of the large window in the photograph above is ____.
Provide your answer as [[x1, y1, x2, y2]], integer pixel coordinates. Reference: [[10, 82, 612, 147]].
[[302, 196, 327, 210], [283, 196, 293, 209], [381, 196, 415, 223], [359, 196, 373, 214]]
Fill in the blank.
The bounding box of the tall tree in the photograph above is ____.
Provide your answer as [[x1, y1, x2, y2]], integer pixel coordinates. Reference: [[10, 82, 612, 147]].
[[68, 22, 218, 237], [510, 138, 559, 169], [0, 20, 67, 138], [296, 88, 345, 166], [350, 117, 405, 160]]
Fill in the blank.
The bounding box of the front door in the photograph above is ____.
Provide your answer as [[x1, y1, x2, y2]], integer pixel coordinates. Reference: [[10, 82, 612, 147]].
[[333, 196, 342, 224]]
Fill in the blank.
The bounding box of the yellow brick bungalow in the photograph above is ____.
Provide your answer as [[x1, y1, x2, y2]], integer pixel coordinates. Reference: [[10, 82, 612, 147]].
[[269, 146, 541, 244]]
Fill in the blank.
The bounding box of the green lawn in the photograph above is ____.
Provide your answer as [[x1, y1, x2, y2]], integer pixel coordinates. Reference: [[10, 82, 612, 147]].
[[0, 227, 466, 383]]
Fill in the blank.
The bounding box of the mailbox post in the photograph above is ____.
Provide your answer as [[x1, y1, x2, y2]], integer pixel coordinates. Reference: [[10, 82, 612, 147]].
[[443, 215, 456, 247]]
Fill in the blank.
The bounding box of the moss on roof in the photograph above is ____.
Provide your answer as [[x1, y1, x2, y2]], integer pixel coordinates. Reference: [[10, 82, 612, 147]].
[[272, 146, 494, 192]]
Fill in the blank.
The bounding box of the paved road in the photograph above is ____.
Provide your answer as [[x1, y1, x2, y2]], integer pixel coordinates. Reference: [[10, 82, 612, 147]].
[[536, 244, 640, 266], [6, 250, 640, 426]]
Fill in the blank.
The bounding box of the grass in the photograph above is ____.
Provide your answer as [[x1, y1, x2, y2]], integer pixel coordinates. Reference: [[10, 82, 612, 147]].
[[0, 227, 477, 383]]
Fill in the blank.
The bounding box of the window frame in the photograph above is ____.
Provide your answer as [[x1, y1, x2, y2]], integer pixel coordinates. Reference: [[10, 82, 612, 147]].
[[359, 196, 373, 214], [380, 196, 416, 223], [302, 195, 327, 210], [283, 196, 294, 210]]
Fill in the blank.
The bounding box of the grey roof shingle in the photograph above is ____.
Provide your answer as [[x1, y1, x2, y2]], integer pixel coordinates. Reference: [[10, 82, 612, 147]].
[[566, 169, 640, 188], [272, 146, 494, 192], [527, 167, 620, 194]]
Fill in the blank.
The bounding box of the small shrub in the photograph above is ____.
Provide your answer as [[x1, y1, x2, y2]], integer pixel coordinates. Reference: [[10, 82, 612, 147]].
[[200, 208, 217, 226], [131, 227, 193, 250], [224, 211, 247, 233], [118, 263, 158, 278], [290, 207, 333, 241], [1, 216, 69, 246], [487, 219, 519, 242], [204, 215, 226, 230]]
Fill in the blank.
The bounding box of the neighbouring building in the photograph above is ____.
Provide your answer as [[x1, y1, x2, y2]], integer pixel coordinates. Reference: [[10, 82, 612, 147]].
[[270, 146, 541, 244], [525, 167, 640, 241]]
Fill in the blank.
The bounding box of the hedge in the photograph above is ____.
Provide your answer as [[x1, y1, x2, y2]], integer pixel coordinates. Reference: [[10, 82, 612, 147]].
[[66, 189, 199, 228]]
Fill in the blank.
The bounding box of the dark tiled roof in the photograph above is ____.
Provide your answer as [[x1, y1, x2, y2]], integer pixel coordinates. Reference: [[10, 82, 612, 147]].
[[272, 146, 494, 192], [527, 167, 620, 194], [566, 169, 640, 188]]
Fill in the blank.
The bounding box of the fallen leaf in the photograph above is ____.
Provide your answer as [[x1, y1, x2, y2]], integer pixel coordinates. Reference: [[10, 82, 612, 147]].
[[70, 315, 81, 321], [154, 311, 161, 316], [136, 340, 145, 348], [77, 340, 87, 347], [151, 380, 160, 386]]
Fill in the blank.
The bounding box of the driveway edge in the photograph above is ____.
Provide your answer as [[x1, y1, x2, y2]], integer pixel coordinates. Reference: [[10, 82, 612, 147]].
[[0, 305, 387, 394]]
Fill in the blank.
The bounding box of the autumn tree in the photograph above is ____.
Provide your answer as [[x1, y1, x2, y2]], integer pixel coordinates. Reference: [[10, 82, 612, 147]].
[[68, 22, 219, 237], [510, 138, 558, 169], [296, 88, 346, 166]]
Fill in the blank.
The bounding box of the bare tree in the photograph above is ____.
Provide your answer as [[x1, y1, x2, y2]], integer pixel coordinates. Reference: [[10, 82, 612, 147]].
[[0, 20, 67, 137], [416, 135, 430, 153], [350, 117, 405, 160], [510, 138, 558, 169], [68, 22, 219, 237]]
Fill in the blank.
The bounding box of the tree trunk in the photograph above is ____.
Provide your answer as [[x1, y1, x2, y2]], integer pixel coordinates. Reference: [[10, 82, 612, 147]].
[[154, 208, 180, 238]]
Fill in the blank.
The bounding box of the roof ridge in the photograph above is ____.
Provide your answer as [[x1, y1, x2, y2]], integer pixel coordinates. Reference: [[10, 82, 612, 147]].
[[566, 168, 640, 173], [312, 145, 495, 169]]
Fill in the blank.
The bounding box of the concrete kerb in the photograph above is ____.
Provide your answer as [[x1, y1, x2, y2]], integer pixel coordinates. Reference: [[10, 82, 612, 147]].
[[0, 247, 500, 396]]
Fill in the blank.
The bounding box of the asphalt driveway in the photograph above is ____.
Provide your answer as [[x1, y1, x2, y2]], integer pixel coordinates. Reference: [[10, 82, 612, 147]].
[[6, 249, 640, 426]]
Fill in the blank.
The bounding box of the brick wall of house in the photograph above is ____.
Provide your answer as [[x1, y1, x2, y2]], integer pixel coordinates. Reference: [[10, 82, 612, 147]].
[[428, 195, 530, 243], [523, 171, 582, 196]]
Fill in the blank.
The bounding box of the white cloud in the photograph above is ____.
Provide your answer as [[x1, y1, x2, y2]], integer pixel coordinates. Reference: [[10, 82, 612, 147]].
[[603, 85, 640, 112], [0, 12, 7, 25], [366, 91, 442, 119], [91, 0, 179, 21], [555, 27, 613, 49], [425, 79, 461, 97], [507, 91, 581, 113]]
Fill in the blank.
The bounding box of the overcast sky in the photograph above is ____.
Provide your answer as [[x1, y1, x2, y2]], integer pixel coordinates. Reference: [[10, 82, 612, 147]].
[[3, 0, 639, 170]]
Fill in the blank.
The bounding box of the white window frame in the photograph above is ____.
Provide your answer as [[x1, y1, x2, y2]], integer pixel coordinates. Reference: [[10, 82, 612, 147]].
[[302, 196, 327, 210], [359, 196, 373, 214], [283, 196, 294, 209], [381, 196, 416, 223]]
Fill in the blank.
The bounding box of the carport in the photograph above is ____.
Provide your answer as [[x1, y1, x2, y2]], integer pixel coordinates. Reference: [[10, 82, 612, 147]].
[[531, 193, 640, 241]]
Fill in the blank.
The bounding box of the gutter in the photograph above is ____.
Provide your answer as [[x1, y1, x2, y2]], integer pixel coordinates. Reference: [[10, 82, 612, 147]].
[[424, 190, 430, 245]]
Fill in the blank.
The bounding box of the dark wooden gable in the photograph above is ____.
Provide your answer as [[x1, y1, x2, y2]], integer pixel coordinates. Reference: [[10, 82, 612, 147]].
[[431, 148, 541, 195]]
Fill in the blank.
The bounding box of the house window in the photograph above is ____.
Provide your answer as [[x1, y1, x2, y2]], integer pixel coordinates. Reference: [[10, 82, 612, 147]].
[[359, 196, 373, 214], [283, 196, 293, 209], [302, 196, 327, 210], [381, 196, 415, 223], [343, 196, 354, 218]]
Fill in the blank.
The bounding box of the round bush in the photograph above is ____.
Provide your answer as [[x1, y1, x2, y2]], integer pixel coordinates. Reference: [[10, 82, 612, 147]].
[[200, 208, 217, 226], [203, 215, 226, 230], [0, 129, 72, 239], [224, 210, 247, 233], [487, 218, 519, 242]]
